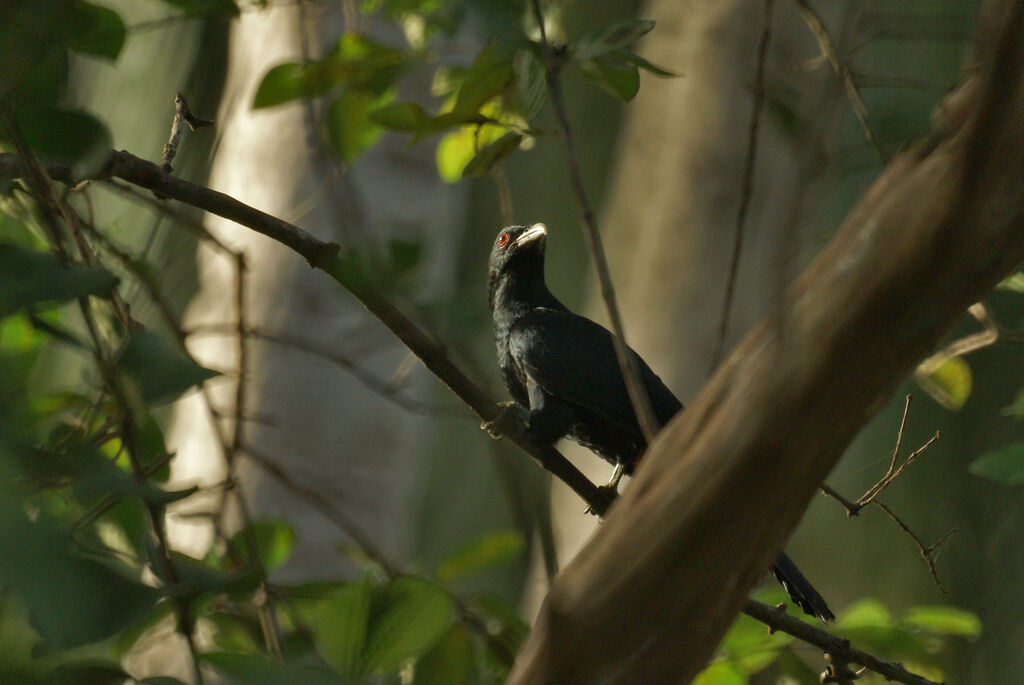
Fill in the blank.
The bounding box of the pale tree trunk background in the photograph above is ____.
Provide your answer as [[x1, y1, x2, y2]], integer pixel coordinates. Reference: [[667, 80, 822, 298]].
[[168, 3, 465, 574], [552, 0, 850, 571]]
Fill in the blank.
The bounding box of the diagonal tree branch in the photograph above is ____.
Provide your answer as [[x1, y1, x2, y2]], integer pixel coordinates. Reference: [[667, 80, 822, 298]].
[[506, 1, 1024, 682], [0, 149, 616, 517]]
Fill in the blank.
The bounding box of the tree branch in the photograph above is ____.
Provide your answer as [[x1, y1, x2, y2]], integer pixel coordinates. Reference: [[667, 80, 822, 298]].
[[0, 149, 616, 517], [506, 2, 1024, 682]]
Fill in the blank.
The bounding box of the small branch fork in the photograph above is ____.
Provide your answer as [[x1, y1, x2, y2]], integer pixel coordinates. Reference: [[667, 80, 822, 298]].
[[821, 395, 953, 591]]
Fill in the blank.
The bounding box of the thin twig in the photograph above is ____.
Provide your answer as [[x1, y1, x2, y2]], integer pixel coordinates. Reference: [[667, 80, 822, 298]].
[[530, 0, 660, 442], [742, 600, 942, 685], [820, 395, 947, 589], [795, 0, 887, 162], [710, 0, 775, 372], [186, 324, 469, 417]]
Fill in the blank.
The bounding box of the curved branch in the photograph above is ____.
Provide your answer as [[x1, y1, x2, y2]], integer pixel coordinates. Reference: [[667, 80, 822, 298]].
[[507, 2, 1024, 683]]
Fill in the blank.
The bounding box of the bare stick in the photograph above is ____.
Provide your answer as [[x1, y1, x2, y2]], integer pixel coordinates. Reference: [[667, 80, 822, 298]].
[[711, 0, 775, 371], [161, 92, 214, 173]]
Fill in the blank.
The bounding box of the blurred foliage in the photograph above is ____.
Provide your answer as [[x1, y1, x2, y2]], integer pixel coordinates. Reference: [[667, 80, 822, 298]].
[[251, 1, 671, 180], [0, 0, 1002, 683]]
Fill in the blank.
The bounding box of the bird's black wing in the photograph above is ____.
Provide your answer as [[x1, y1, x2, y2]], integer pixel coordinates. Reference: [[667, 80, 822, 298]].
[[508, 308, 682, 433]]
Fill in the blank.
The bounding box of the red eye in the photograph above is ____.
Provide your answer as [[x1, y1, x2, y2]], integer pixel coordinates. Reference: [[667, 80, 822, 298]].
[[497, 232, 509, 247]]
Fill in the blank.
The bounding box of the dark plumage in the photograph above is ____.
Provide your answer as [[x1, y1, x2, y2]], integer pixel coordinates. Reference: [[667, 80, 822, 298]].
[[487, 223, 834, 622]]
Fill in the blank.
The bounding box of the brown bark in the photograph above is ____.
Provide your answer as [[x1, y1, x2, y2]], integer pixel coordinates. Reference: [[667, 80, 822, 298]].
[[508, 3, 1024, 683]]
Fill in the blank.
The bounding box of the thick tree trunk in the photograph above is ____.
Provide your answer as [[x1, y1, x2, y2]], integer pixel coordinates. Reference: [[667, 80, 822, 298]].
[[510, 2, 1024, 682]]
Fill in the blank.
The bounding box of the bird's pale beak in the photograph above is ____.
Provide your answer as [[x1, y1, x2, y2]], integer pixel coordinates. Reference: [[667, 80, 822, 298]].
[[515, 223, 547, 246]]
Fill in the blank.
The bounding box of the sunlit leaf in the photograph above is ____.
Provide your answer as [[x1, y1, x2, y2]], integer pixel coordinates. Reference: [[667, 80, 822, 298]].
[[115, 330, 219, 404], [435, 530, 525, 582], [0, 244, 118, 318], [904, 606, 982, 638], [968, 441, 1024, 486], [436, 128, 477, 183], [363, 576, 454, 673], [692, 660, 747, 685], [461, 131, 522, 178], [914, 355, 971, 410], [997, 271, 1024, 293], [837, 599, 893, 629]]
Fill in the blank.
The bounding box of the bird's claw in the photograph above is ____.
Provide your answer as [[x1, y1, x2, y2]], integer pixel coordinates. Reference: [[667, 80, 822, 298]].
[[481, 401, 529, 439]]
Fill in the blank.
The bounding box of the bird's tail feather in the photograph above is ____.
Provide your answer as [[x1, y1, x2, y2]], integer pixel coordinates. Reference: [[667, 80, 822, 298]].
[[770, 552, 835, 623]]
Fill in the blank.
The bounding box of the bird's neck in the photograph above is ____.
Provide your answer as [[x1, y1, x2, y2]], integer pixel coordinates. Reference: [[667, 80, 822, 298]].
[[491, 273, 564, 322]]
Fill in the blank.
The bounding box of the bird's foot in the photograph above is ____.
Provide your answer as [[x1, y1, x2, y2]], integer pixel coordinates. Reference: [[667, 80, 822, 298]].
[[585, 463, 625, 517], [481, 401, 529, 439]]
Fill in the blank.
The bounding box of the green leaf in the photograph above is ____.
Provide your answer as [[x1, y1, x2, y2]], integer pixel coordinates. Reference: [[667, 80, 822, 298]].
[[914, 355, 971, 410], [412, 624, 474, 685], [387, 239, 422, 275], [904, 606, 982, 638], [435, 128, 478, 183], [997, 271, 1024, 293], [370, 102, 429, 132], [253, 34, 406, 108], [7, 106, 112, 170], [968, 441, 1024, 486], [514, 48, 546, 120], [327, 89, 387, 163], [115, 330, 219, 404], [0, 244, 118, 318], [693, 660, 748, 685], [435, 530, 525, 582], [837, 599, 892, 629], [413, 110, 490, 141], [0, 501, 160, 651], [253, 63, 327, 108], [574, 19, 656, 63], [363, 576, 454, 673], [202, 653, 346, 685], [308, 579, 373, 678], [461, 131, 523, 178], [47, 661, 129, 685], [229, 520, 296, 573], [66, 1, 126, 61], [139, 678, 190, 685], [619, 49, 676, 77], [577, 53, 640, 101], [454, 44, 514, 114]]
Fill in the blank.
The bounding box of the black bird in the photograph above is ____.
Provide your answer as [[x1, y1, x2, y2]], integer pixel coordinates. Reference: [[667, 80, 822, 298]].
[[487, 223, 835, 622]]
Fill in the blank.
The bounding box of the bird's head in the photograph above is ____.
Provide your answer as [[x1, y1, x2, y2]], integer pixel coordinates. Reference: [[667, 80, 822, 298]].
[[487, 223, 548, 309]]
